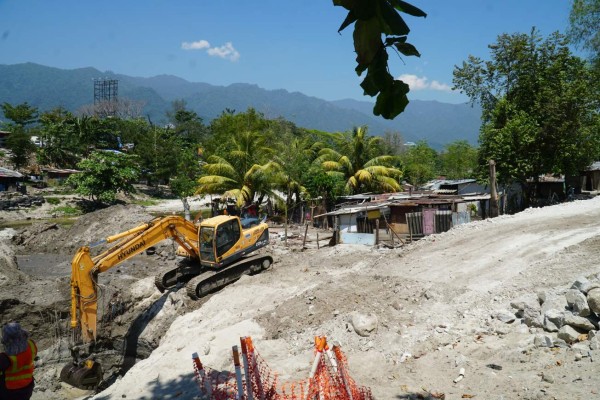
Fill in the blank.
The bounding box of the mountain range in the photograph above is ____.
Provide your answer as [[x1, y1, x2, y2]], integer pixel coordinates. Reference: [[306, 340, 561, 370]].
[[0, 63, 482, 149]]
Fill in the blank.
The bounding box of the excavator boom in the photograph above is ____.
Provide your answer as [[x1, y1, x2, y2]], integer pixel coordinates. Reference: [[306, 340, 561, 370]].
[[69, 216, 200, 343]]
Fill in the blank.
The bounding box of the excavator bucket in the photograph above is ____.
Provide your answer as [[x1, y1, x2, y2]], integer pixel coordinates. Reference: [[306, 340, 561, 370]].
[[60, 359, 103, 390]]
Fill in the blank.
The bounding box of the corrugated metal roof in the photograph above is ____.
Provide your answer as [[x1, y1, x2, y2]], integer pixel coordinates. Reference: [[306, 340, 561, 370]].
[[314, 204, 391, 218], [587, 162, 600, 171], [0, 167, 23, 178], [42, 167, 79, 174]]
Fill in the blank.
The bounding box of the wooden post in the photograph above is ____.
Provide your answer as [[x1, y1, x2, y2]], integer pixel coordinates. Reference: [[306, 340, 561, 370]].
[[375, 219, 380, 245], [317, 233, 320, 249], [385, 221, 405, 245], [302, 223, 309, 249], [489, 159, 499, 218]]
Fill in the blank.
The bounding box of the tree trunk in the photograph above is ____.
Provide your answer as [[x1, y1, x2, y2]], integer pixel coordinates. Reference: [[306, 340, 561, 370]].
[[489, 160, 499, 217], [181, 197, 191, 221]]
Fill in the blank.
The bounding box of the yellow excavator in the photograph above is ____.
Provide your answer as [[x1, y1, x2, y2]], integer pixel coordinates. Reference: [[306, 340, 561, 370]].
[[60, 214, 272, 389]]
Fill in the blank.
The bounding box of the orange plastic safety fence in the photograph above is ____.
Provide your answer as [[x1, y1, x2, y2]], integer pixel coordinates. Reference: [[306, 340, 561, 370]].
[[193, 359, 241, 400], [193, 338, 373, 400]]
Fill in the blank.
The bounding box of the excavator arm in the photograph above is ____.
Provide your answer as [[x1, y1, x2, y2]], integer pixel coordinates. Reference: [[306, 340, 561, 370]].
[[69, 215, 200, 343]]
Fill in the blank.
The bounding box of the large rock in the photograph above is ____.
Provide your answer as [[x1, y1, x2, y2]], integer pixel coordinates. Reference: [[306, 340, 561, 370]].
[[350, 313, 378, 337], [565, 289, 591, 317], [543, 309, 564, 332], [557, 325, 583, 344], [587, 288, 600, 315], [534, 334, 554, 348], [571, 276, 600, 294], [563, 313, 596, 332], [493, 310, 516, 323], [522, 306, 542, 328], [540, 292, 567, 315]]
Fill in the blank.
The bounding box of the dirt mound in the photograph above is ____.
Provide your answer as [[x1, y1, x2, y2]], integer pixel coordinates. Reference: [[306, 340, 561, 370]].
[[13, 205, 154, 255], [0, 240, 29, 287]]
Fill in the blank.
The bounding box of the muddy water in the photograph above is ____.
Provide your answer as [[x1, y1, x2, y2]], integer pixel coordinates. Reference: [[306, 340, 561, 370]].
[[16, 253, 71, 277]]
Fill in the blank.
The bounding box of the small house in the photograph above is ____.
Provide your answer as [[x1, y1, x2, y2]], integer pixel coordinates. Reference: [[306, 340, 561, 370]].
[[42, 167, 79, 184], [582, 162, 600, 192], [0, 167, 23, 192]]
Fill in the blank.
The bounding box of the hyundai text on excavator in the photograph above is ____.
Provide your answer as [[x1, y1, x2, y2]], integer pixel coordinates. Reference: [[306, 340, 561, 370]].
[[60, 214, 272, 389]]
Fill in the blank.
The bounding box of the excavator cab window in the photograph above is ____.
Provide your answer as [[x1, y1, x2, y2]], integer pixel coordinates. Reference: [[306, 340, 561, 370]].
[[199, 227, 215, 262], [216, 218, 240, 257]]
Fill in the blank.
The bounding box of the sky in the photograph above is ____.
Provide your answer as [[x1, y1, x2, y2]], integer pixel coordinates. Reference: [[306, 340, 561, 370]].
[[0, 1, 575, 104]]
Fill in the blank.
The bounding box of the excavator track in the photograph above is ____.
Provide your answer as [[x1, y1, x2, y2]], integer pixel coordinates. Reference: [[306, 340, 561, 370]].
[[186, 254, 273, 300], [154, 259, 203, 292]]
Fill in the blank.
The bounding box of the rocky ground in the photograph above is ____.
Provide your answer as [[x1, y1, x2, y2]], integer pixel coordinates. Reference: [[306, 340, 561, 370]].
[[1, 196, 600, 399]]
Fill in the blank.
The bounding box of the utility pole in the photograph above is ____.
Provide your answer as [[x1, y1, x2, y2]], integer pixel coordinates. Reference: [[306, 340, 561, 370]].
[[489, 159, 499, 218]]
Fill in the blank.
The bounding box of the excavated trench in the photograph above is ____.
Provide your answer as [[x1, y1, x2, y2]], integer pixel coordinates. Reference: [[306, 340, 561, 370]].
[[2, 232, 192, 398]]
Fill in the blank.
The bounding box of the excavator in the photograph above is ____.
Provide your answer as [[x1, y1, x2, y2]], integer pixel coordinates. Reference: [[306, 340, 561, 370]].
[[60, 214, 272, 389]]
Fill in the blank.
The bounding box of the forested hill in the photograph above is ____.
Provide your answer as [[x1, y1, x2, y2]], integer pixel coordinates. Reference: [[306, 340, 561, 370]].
[[0, 63, 481, 148]]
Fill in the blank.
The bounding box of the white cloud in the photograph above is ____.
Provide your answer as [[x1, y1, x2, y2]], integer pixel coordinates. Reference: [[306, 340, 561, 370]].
[[398, 74, 453, 92], [181, 39, 240, 62], [207, 42, 240, 62], [430, 80, 452, 91], [181, 40, 210, 50], [398, 74, 429, 90]]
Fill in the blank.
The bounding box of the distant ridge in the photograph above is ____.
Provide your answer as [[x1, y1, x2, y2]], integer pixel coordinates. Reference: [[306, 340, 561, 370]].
[[0, 63, 482, 148]]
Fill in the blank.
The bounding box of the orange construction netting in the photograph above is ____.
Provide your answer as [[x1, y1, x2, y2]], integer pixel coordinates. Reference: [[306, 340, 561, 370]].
[[192, 336, 374, 400]]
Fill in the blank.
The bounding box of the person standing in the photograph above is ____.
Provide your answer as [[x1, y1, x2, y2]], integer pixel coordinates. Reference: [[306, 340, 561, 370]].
[[0, 322, 37, 400]]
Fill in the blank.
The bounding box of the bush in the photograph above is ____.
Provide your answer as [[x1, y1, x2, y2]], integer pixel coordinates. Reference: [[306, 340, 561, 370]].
[[45, 197, 61, 205]]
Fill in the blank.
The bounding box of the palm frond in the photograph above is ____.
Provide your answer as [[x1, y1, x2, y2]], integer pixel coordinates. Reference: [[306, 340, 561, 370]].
[[374, 176, 402, 192], [354, 169, 373, 183], [322, 160, 342, 171]]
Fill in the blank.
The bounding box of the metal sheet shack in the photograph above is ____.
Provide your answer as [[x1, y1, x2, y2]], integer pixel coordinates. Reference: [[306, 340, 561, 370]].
[[0, 167, 23, 192], [314, 203, 391, 245], [315, 193, 477, 245]]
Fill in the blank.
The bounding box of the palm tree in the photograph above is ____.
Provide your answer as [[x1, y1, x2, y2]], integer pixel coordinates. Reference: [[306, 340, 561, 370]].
[[314, 126, 402, 194], [196, 130, 279, 206]]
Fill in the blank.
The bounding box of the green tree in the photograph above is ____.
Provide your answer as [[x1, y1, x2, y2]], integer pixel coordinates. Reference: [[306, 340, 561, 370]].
[[5, 126, 36, 169], [439, 140, 478, 179], [1, 102, 39, 169], [67, 151, 140, 204], [37, 107, 82, 167], [134, 125, 180, 186], [453, 30, 600, 192], [206, 108, 271, 155], [304, 167, 345, 210], [170, 148, 202, 220], [315, 126, 402, 193], [1, 102, 38, 126], [334, 0, 427, 119], [401, 140, 438, 186], [167, 100, 207, 147], [197, 129, 277, 206], [568, 0, 600, 69]]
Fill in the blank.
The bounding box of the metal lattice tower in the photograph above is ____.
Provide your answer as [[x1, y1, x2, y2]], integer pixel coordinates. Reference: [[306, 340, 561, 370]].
[[93, 78, 118, 117]]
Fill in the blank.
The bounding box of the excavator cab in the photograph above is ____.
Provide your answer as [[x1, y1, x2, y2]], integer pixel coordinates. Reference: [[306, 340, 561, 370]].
[[199, 216, 242, 268]]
